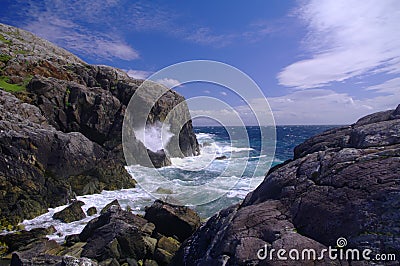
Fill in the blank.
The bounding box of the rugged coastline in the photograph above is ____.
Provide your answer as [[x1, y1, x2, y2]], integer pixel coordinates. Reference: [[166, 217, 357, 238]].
[[0, 23, 399, 266], [0, 23, 199, 227]]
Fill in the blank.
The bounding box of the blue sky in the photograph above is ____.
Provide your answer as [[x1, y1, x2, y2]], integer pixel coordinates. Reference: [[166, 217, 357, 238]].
[[2, 0, 400, 125]]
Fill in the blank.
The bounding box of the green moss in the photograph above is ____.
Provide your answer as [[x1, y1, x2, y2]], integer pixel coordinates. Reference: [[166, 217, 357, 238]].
[[0, 78, 26, 93], [0, 54, 12, 63], [16, 49, 29, 55], [0, 34, 12, 45]]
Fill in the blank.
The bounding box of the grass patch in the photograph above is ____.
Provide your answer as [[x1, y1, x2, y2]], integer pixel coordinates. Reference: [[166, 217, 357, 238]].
[[0, 34, 12, 45], [16, 49, 29, 55], [0, 77, 26, 93], [0, 54, 12, 63]]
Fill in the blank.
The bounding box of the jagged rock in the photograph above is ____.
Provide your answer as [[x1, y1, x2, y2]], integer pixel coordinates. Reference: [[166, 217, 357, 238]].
[[100, 199, 121, 214], [144, 200, 200, 242], [53, 201, 86, 223], [173, 105, 400, 265], [79, 205, 152, 262], [0, 23, 199, 227], [143, 259, 158, 266], [157, 236, 180, 255], [0, 226, 56, 253]]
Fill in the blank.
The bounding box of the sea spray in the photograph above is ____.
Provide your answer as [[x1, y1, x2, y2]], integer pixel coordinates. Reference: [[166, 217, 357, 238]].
[[135, 121, 174, 152]]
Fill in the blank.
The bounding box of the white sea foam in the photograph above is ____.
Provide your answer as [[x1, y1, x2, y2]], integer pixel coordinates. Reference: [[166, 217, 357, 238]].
[[135, 121, 174, 152], [20, 129, 269, 243]]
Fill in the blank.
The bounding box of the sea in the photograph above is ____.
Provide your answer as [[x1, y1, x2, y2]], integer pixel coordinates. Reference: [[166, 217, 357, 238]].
[[21, 125, 337, 242]]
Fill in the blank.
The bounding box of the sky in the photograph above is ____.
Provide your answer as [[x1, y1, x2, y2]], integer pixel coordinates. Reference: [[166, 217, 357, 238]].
[[1, 0, 400, 125]]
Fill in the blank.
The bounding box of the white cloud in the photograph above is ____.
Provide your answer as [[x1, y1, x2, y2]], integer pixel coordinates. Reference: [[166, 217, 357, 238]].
[[156, 78, 181, 88], [14, 1, 139, 61], [126, 69, 152, 79], [190, 87, 400, 125], [365, 77, 400, 94], [278, 0, 400, 89]]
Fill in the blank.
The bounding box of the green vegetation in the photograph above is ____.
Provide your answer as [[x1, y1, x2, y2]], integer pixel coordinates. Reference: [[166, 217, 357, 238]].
[[0, 75, 31, 93], [16, 49, 29, 55], [0, 34, 12, 45], [0, 78, 25, 93], [0, 54, 12, 63]]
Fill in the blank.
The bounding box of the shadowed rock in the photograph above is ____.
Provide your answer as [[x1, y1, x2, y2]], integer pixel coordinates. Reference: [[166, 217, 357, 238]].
[[144, 200, 201, 242]]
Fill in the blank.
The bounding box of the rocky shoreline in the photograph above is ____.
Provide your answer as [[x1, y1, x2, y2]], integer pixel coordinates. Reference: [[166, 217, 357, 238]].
[[0, 199, 201, 265], [172, 105, 400, 265], [0, 23, 199, 227], [1, 23, 399, 266]]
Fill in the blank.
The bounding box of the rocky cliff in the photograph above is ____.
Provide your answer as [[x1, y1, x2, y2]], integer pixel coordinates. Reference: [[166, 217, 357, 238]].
[[172, 105, 400, 265], [0, 23, 199, 226]]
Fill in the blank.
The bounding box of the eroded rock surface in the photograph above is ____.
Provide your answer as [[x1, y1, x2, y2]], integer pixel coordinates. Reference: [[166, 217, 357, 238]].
[[173, 105, 400, 265]]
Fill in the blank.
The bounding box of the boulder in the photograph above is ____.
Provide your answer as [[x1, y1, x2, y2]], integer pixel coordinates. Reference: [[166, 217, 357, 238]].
[[53, 201, 86, 223], [100, 199, 121, 214], [79, 205, 151, 262], [144, 200, 201, 242], [87, 207, 97, 216], [0, 226, 56, 253]]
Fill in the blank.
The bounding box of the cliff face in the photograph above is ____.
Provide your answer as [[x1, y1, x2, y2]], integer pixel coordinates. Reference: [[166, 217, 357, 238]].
[[173, 105, 400, 265], [0, 23, 199, 225]]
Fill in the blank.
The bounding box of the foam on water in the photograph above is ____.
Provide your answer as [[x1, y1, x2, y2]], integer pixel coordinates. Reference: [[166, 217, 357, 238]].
[[20, 128, 271, 243]]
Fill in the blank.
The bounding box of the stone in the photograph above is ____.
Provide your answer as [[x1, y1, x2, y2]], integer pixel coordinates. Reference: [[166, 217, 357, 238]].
[[53, 201, 86, 223], [100, 199, 120, 214], [154, 248, 173, 265], [157, 236, 180, 255], [144, 200, 201, 242], [87, 207, 97, 216], [0, 226, 56, 253], [143, 259, 158, 266], [215, 155, 227, 160]]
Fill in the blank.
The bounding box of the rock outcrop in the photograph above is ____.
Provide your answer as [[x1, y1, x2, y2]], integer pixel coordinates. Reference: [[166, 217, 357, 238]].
[[0, 23, 199, 226], [172, 105, 400, 265], [1, 200, 200, 266]]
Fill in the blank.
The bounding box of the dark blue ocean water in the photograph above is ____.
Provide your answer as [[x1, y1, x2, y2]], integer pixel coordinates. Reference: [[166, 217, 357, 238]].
[[194, 125, 338, 164]]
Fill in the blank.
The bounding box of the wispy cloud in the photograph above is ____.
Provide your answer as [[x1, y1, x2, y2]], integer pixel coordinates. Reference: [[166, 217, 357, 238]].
[[156, 78, 181, 88], [365, 77, 400, 94], [126, 69, 152, 79], [9, 0, 139, 61], [278, 0, 400, 89], [190, 87, 400, 125]]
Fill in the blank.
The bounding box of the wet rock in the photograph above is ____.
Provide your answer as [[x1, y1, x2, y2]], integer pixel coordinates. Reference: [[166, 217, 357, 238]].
[[215, 155, 227, 160], [0, 226, 56, 253], [157, 236, 180, 255], [144, 200, 201, 242], [87, 207, 97, 216], [53, 201, 86, 223], [79, 205, 151, 262], [100, 199, 120, 214]]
